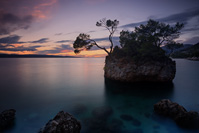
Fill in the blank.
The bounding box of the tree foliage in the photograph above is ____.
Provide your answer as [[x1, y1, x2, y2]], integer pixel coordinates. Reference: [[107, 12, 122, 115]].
[[73, 18, 119, 55], [120, 19, 184, 48]]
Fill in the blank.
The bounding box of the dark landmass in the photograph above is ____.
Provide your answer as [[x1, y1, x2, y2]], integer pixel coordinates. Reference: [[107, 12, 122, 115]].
[[162, 42, 199, 59], [0, 54, 77, 58]]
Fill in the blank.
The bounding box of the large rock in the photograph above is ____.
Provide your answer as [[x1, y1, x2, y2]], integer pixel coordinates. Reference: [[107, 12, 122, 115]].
[[0, 109, 16, 131], [39, 111, 81, 133], [104, 56, 176, 82], [154, 99, 199, 129]]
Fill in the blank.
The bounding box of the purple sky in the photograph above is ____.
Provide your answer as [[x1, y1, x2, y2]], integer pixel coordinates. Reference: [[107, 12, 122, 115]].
[[0, 0, 199, 57]]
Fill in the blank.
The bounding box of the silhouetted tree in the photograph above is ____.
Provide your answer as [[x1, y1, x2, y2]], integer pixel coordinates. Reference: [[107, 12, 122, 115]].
[[120, 19, 184, 48], [73, 18, 119, 55]]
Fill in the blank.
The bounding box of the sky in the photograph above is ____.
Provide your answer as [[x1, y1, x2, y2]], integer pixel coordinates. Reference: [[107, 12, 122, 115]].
[[0, 0, 199, 57]]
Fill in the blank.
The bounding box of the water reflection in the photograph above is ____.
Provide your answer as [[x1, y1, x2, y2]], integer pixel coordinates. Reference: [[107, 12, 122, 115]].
[[104, 78, 174, 99], [102, 78, 175, 132]]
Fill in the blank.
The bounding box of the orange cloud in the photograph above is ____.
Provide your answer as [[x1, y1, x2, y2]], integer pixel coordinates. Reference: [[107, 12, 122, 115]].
[[0, 51, 36, 55], [10, 44, 24, 47], [32, 0, 58, 20]]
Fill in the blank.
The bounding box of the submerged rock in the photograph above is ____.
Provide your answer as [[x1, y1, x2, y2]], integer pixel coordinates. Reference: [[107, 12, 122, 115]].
[[104, 56, 176, 82], [82, 106, 114, 132], [154, 99, 199, 129], [39, 111, 81, 133], [92, 106, 113, 120], [0, 109, 16, 131], [120, 114, 141, 127]]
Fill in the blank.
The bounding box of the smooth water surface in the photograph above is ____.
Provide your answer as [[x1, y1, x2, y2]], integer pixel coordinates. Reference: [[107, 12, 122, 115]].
[[0, 58, 199, 133]]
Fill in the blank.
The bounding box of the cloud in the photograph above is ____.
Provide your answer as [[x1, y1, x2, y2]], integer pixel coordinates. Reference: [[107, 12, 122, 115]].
[[0, 35, 24, 44], [121, 8, 199, 28], [55, 33, 63, 36], [38, 44, 73, 54], [56, 40, 71, 43], [30, 38, 49, 43], [0, 45, 41, 51], [87, 30, 96, 33], [94, 36, 119, 42], [0, 0, 58, 19], [0, 11, 33, 35], [183, 36, 199, 44], [0, 0, 58, 35]]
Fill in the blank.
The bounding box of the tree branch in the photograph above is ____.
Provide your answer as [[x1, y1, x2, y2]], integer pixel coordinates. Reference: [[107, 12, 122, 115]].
[[90, 39, 110, 55]]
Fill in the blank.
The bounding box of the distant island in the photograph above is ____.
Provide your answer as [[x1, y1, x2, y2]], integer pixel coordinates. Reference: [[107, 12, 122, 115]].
[[0, 54, 77, 58], [73, 19, 184, 82]]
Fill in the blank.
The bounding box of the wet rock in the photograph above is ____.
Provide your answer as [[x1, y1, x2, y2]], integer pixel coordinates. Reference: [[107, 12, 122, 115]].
[[92, 106, 113, 120], [104, 56, 176, 82], [154, 99, 199, 129], [175, 111, 199, 129], [0, 109, 16, 131], [39, 111, 81, 133], [154, 99, 187, 118]]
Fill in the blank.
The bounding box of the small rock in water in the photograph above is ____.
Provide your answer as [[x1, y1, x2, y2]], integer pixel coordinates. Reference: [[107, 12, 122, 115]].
[[154, 99, 199, 129], [0, 109, 16, 131], [175, 111, 199, 129], [39, 111, 81, 133], [154, 99, 187, 118]]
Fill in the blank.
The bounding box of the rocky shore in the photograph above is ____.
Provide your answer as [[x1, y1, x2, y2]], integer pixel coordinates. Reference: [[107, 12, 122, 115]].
[[104, 56, 176, 82], [187, 57, 199, 61]]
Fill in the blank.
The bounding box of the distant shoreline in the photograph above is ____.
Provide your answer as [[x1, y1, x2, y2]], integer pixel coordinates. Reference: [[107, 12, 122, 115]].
[[0, 54, 78, 58]]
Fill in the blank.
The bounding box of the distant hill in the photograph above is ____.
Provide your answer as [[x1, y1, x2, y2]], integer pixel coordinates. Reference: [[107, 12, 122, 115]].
[[0, 54, 77, 58], [162, 43, 199, 58], [161, 44, 192, 56]]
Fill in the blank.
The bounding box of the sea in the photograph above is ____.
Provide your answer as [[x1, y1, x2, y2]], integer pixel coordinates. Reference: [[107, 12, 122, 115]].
[[0, 58, 199, 133]]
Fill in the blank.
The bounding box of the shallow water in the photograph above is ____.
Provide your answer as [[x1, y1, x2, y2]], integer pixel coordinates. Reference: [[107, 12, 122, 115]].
[[0, 58, 199, 133]]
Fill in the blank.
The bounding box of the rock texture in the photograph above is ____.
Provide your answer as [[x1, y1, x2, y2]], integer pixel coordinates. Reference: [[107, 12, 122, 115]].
[[0, 109, 16, 131], [39, 111, 81, 133], [104, 56, 176, 82], [154, 99, 199, 129]]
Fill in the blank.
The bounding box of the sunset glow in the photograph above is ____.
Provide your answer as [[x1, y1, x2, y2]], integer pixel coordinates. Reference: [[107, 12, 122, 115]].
[[0, 0, 199, 57]]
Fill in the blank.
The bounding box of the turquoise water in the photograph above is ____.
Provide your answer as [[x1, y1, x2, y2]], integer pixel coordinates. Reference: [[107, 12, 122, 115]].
[[0, 58, 199, 133]]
